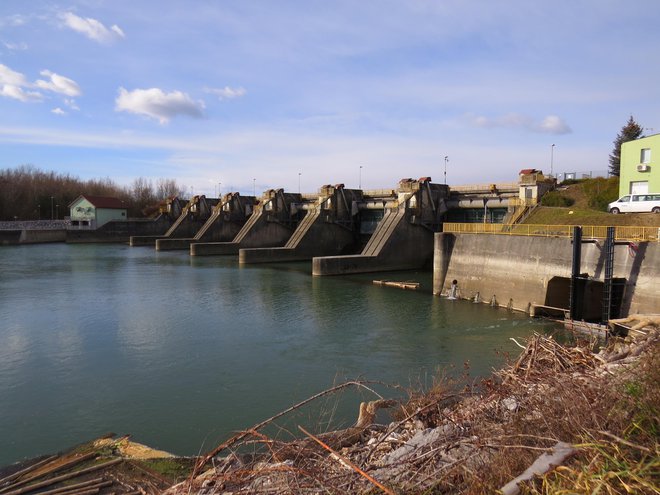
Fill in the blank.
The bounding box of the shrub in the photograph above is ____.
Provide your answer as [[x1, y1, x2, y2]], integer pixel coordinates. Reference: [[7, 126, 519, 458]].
[[541, 191, 575, 207], [582, 177, 620, 211]]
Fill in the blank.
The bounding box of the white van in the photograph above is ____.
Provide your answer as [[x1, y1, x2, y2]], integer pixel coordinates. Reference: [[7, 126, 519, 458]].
[[608, 194, 660, 214]]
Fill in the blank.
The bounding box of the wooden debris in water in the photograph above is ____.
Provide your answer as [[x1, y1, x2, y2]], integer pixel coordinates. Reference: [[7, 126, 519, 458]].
[[372, 280, 419, 290]]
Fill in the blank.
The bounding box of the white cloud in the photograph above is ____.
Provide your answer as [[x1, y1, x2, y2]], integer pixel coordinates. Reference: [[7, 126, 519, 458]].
[[0, 64, 42, 102], [0, 84, 42, 102], [537, 115, 572, 134], [0, 63, 28, 86], [60, 12, 125, 44], [1, 14, 28, 27], [64, 98, 80, 111], [205, 86, 247, 100], [52, 107, 66, 115], [115, 87, 205, 124], [469, 113, 572, 135], [2, 41, 28, 51], [35, 70, 81, 97]]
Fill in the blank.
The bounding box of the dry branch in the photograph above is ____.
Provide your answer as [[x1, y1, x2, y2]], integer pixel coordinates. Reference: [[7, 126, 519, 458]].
[[298, 426, 396, 495], [499, 441, 576, 495], [191, 380, 384, 476]]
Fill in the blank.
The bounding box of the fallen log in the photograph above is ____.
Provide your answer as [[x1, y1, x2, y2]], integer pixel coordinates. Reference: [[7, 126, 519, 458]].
[[1, 459, 122, 495], [373, 280, 420, 290], [0, 456, 59, 489]]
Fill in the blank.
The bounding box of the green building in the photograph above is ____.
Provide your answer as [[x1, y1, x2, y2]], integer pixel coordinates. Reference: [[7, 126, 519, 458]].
[[619, 133, 660, 197], [68, 195, 127, 229]]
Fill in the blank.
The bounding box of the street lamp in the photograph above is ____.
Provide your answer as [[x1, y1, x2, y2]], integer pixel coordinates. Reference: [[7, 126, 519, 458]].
[[37, 204, 40, 220], [550, 144, 555, 177], [444, 156, 448, 185], [50, 196, 54, 220], [298, 172, 301, 194], [253, 178, 256, 196], [56, 204, 59, 220], [359, 166, 363, 189]]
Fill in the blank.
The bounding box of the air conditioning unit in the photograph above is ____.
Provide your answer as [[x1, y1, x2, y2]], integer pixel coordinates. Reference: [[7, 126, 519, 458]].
[[637, 164, 650, 172]]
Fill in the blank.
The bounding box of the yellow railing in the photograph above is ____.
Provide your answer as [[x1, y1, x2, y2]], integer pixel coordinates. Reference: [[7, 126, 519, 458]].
[[443, 223, 660, 242]]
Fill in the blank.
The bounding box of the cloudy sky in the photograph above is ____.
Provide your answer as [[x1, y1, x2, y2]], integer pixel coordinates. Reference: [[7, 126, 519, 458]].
[[1, 1, 658, 195]]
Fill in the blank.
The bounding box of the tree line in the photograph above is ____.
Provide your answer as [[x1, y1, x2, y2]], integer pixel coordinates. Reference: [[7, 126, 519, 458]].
[[0, 165, 187, 221]]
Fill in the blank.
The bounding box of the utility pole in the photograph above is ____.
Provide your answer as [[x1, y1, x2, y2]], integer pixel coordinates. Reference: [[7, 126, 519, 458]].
[[550, 144, 555, 177], [359, 166, 363, 189], [444, 156, 448, 185]]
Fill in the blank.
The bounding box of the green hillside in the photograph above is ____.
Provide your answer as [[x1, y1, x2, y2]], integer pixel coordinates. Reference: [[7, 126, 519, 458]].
[[523, 178, 660, 227]]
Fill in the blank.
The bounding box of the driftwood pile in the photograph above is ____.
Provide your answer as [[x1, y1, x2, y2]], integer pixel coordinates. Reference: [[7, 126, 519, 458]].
[[163, 320, 658, 495], [0, 435, 177, 495]]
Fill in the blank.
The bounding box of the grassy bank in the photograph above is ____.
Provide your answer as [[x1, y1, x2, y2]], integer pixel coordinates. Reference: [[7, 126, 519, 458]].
[[523, 177, 660, 227]]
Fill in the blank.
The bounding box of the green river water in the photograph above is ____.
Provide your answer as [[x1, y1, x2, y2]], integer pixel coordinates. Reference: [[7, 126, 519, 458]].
[[0, 243, 558, 466]]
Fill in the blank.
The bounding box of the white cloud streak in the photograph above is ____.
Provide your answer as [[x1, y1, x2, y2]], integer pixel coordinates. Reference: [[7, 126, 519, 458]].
[[2, 41, 28, 51], [51, 107, 66, 115], [35, 70, 81, 97], [115, 87, 205, 124], [205, 86, 247, 100], [469, 113, 572, 135], [60, 12, 125, 44]]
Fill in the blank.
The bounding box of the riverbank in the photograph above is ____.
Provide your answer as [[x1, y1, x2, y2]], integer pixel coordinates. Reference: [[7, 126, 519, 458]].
[[4, 321, 655, 494], [164, 322, 658, 494]]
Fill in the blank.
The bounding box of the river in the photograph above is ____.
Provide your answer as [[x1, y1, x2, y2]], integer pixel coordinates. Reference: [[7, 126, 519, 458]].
[[0, 243, 556, 466]]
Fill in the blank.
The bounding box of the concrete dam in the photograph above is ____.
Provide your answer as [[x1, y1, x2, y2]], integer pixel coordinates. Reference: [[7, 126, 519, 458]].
[[123, 173, 658, 319], [129, 177, 503, 272]]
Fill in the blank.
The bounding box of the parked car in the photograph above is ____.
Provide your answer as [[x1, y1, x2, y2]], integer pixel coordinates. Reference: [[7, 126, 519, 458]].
[[608, 194, 660, 214]]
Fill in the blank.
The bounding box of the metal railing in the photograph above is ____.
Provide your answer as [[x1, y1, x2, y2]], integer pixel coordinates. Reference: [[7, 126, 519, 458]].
[[450, 182, 519, 192], [443, 223, 660, 242]]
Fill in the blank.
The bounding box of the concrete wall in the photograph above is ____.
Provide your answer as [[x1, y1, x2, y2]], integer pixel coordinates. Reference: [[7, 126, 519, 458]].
[[0, 230, 22, 245], [313, 209, 435, 275], [433, 232, 660, 315], [68, 217, 171, 243], [240, 212, 358, 263], [0, 229, 66, 244]]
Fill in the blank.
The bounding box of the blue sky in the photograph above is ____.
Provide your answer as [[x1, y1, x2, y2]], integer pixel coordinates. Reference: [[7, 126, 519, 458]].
[[1, 1, 658, 196]]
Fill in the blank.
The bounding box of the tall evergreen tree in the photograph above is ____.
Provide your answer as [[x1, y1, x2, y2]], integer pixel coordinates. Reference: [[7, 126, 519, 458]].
[[609, 116, 644, 176]]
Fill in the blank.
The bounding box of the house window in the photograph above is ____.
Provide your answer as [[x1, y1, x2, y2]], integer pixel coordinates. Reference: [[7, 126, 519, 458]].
[[640, 148, 651, 163]]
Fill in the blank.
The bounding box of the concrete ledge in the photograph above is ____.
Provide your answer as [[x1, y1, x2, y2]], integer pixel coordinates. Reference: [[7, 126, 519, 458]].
[[129, 235, 162, 247], [0, 230, 22, 245], [313, 254, 391, 276], [156, 238, 194, 251], [20, 229, 67, 244], [239, 247, 305, 264], [190, 242, 240, 256]]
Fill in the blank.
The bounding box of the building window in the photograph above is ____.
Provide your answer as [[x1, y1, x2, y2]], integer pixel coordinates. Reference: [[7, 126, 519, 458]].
[[640, 148, 651, 163], [629, 181, 649, 195]]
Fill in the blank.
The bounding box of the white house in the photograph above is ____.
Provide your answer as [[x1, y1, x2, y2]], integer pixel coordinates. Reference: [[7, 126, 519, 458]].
[[68, 195, 127, 229]]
